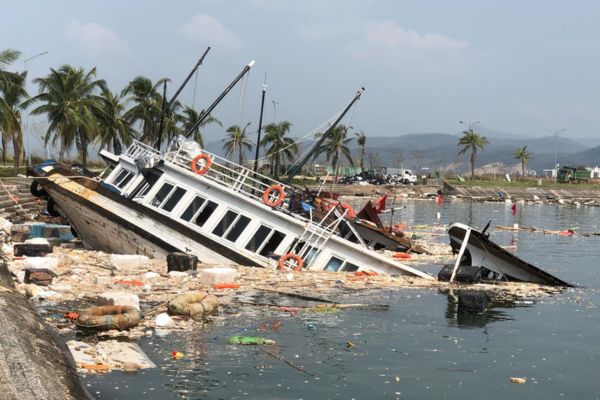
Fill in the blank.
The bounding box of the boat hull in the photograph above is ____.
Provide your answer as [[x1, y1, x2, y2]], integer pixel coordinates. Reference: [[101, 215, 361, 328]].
[[448, 222, 571, 286]]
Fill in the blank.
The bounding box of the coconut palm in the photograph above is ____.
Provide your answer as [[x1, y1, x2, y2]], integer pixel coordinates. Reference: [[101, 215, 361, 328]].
[[355, 130, 366, 172], [95, 89, 137, 154], [315, 125, 354, 183], [223, 123, 252, 165], [457, 128, 489, 179], [260, 121, 297, 178], [180, 107, 221, 148], [29, 65, 106, 166], [121, 76, 167, 144], [514, 146, 532, 179], [0, 49, 28, 173]]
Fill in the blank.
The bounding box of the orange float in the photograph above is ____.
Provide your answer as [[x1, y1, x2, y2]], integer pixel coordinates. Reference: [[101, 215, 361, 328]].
[[262, 184, 286, 207], [191, 154, 212, 175], [277, 253, 304, 271]]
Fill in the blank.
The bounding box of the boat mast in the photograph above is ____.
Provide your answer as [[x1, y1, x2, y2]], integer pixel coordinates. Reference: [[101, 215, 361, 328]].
[[283, 87, 365, 183], [155, 47, 211, 149], [253, 75, 267, 175], [184, 60, 256, 139]]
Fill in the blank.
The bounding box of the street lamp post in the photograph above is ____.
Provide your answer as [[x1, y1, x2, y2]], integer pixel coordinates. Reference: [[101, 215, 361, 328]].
[[546, 128, 567, 174], [23, 51, 48, 164]]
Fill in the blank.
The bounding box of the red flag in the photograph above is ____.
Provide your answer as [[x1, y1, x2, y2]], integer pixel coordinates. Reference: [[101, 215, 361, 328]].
[[373, 194, 388, 214], [511, 203, 516, 216], [437, 194, 442, 205]]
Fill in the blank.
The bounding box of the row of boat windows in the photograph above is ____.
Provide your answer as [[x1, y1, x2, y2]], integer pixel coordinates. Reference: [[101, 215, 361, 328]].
[[150, 182, 289, 258], [122, 178, 360, 272]]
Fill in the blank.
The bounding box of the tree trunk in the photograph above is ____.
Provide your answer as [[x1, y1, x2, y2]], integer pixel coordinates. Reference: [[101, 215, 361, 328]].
[[522, 160, 525, 179], [360, 146, 365, 172], [11, 129, 21, 176], [470, 150, 476, 180]]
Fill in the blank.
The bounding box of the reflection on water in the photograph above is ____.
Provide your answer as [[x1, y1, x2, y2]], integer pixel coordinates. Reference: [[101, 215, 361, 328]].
[[86, 200, 600, 399]]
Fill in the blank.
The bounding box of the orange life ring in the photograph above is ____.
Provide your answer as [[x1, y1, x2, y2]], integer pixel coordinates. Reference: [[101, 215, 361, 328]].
[[277, 253, 304, 272], [340, 202, 357, 218], [262, 184, 286, 207], [191, 154, 212, 175]]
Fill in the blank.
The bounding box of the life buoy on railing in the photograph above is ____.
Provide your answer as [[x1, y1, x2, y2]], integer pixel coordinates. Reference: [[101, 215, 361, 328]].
[[191, 154, 212, 175], [262, 184, 286, 207], [277, 253, 304, 272]]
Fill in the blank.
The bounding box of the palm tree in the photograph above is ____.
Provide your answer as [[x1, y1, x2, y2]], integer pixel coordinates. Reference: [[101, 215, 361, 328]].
[[261, 121, 297, 178], [223, 123, 252, 165], [514, 146, 532, 179], [121, 76, 167, 144], [96, 89, 137, 154], [0, 49, 28, 173], [29, 65, 106, 167], [355, 131, 366, 172], [315, 125, 354, 183], [180, 107, 221, 148], [457, 128, 489, 179]]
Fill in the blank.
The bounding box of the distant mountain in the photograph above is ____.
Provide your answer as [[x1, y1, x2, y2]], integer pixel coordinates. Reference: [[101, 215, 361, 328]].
[[204, 130, 599, 175]]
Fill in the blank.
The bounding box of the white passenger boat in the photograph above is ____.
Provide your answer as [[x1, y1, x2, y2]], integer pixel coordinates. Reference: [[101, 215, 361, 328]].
[[29, 138, 433, 279]]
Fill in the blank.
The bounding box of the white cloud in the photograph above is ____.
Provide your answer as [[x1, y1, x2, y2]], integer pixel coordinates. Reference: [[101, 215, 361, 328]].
[[366, 20, 466, 52], [177, 14, 242, 51], [300, 19, 469, 72], [66, 20, 131, 58]]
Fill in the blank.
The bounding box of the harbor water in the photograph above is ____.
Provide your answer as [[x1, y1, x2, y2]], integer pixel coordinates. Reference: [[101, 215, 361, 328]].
[[85, 200, 600, 399]]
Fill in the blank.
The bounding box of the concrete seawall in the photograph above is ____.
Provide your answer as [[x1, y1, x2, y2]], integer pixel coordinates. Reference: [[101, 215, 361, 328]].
[[443, 181, 600, 201], [0, 260, 91, 400]]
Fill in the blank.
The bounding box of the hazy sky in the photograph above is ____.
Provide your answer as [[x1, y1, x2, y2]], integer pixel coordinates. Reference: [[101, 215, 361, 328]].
[[4, 0, 600, 146]]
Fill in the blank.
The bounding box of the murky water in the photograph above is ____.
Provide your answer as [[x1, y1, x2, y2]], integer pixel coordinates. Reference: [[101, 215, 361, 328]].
[[86, 200, 600, 399]]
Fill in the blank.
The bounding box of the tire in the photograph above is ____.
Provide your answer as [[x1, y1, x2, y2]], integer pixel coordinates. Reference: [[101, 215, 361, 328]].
[[30, 180, 47, 198], [46, 197, 61, 217]]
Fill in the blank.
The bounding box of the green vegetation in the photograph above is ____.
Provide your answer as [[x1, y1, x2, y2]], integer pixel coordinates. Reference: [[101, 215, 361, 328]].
[[261, 121, 297, 178], [223, 123, 253, 165], [514, 146, 532, 179], [355, 131, 366, 172], [457, 128, 489, 179], [315, 125, 354, 183]]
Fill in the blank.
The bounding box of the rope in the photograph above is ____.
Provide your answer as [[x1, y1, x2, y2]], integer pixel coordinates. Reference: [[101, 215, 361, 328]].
[[0, 179, 35, 221]]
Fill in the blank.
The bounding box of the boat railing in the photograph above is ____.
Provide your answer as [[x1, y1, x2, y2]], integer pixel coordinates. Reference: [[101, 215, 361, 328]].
[[123, 141, 161, 160], [162, 144, 342, 241]]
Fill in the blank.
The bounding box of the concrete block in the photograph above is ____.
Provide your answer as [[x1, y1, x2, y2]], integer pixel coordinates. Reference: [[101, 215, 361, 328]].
[[110, 254, 150, 271], [198, 267, 238, 284], [97, 291, 140, 311], [14, 243, 53, 257], [167, 252, 198, 272]]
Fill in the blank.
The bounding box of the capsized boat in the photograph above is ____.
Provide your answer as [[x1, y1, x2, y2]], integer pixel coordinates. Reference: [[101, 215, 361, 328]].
[[28, 137, 433, 279], [448, 222, 572, 286]]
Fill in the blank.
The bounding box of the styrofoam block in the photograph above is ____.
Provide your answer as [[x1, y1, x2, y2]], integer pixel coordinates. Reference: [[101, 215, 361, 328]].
[[24, 257, 59, 272], [109, 254, 149, 271], [198, 267, 238, 284], [98, 291, 140, 311]]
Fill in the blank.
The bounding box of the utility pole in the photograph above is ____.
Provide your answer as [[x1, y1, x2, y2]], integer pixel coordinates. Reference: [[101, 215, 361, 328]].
[[23, 51, 48, 164]]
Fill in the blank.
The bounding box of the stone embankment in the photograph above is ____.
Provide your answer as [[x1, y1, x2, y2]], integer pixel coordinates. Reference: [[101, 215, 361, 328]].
[[444, 181, 600, 205], [0, 178, 45, 222]]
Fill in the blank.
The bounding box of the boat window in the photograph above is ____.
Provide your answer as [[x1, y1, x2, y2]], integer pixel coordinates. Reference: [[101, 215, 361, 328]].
[[259, 230, 286, 257], [161, 187, 186, 212], [152, 183, 174, 207], [245, 225, 272, 252], [212, 210, 238, 237], [181, 196, 206, 222], [112, 169, 134, 188], [341, 261, 360, 272], [116, 171, 134, 189], [226, 215, 251, 242], [291, 241, 320, 267], [325, 256, 344, 271], [194, 200, 218, 227]]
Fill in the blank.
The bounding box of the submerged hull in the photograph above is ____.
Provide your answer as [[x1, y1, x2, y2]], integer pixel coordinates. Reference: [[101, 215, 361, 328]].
[[448, 222, 571, 286]]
